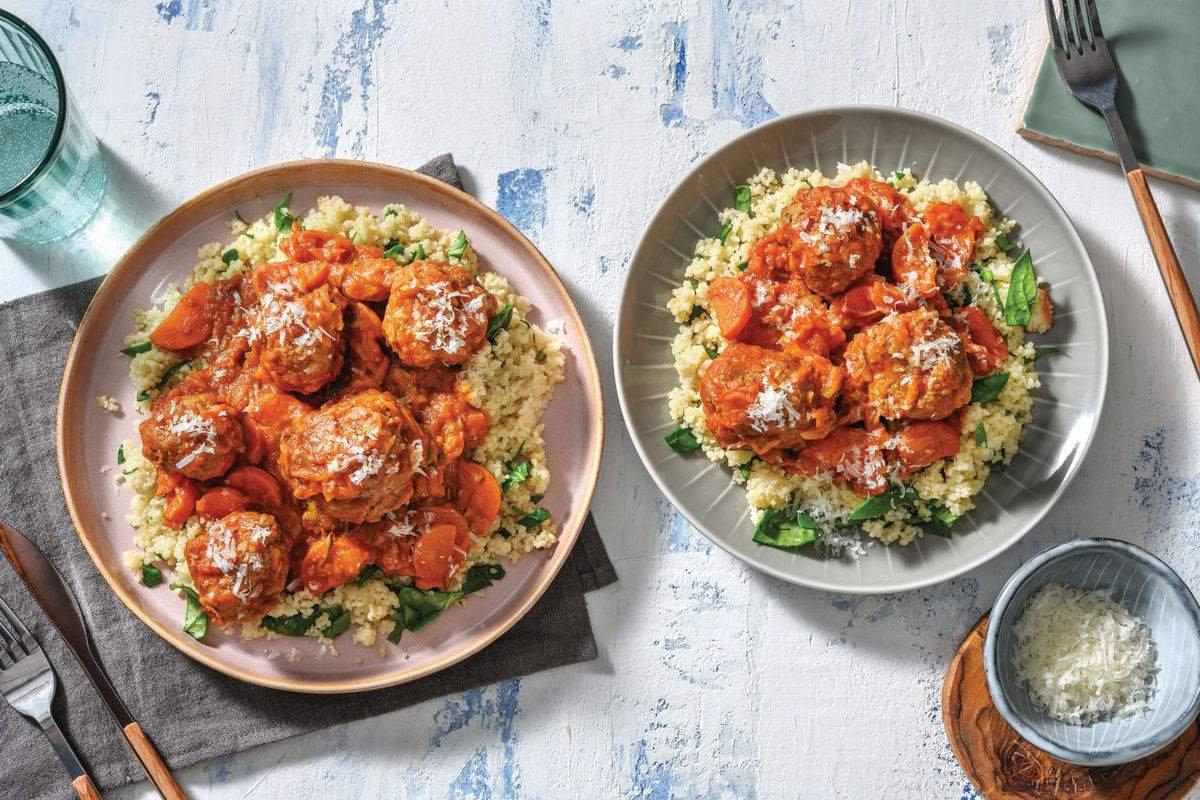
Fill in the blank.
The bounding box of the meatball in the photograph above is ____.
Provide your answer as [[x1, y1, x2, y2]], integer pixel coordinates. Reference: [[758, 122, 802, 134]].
[[278, 389, 430, 523], [139, 391, 244, 480], [842, 177, 916, 250], [842, 308, 973, 421], [184, 511, 289, 624], [699, 342, 843, 454], [776, 186, 882, 297], [383, 260, 496, 367], [250, 261, 346, 394]]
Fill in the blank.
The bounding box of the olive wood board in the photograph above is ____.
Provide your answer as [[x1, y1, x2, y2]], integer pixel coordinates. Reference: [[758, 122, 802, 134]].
[[942, 614, 1200, 800]]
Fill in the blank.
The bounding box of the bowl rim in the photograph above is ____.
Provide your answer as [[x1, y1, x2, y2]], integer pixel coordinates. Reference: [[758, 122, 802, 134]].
[[56, 158, 606, 693], [983, 537, 1200, 766], [613, 103, 1110, 593]]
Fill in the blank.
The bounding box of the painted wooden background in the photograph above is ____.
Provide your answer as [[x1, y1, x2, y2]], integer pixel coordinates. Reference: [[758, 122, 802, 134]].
[[3, 1, 1199, 797]]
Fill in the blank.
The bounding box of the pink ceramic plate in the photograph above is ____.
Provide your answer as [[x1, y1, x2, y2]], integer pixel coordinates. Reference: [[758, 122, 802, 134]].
[[57, 160, 604, 693]]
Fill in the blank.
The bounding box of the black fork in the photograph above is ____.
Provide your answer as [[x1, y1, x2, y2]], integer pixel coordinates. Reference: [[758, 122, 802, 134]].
[[1045, 0, 1200, 379]]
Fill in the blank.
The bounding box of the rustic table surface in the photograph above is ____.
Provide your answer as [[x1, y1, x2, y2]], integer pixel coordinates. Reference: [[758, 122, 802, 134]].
[[4, 1, 1199, 797]]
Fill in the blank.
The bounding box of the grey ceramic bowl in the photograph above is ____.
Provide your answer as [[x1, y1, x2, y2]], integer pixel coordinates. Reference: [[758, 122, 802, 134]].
[[614, 105, 1109, 592], [984, 538, 1200, 766]]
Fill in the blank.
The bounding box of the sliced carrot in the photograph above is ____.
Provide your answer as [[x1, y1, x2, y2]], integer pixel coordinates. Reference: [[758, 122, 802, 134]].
[[955, 305, 1008, 375], [455, 460, 502, 538], [195, 486, 251, 520], [223, 465, 283, 507], [163, 477, 200, 528], [300, 534, 375, 594], [149, 282, 213, 351], [708, 276, 753, 339], [896, 421, 961, 471], [411, 523, 460, 589]]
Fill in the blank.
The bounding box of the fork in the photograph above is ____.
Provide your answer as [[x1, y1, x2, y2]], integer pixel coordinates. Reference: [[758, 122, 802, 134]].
[[1045, 0, 1200, 379], [0, 594, 100, 799]]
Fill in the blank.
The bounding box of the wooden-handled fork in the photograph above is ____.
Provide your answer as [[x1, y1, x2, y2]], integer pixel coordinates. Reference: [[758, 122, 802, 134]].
[[1044, 0, 1200, 379]]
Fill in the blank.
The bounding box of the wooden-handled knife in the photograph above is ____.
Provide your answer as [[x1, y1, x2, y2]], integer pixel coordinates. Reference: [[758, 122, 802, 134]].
[[0, 521, 188, 800]]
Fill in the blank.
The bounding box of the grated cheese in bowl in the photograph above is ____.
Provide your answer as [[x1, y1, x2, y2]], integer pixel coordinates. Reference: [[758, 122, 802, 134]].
[[1012, 582, 1158, 725]]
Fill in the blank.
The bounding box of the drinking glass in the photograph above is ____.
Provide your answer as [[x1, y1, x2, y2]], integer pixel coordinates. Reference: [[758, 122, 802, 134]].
[[0, 10, 106, 244]]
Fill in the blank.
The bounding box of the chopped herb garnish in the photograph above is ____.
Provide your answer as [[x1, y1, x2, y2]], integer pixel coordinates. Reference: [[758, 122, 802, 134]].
[[142, 563, 163, 587], [169, 584, 208, 641], [486, 304, 514, 343], [154, 358, 193, 392], [752, 506, 822, 549], [703, 343, 719, 359], [971, 372, 1010, 404], [234, 210, 251, 226], [386, 564, 505, 644], [447, 231, 469, 261], [384, 207, 398, 217], [975, 423, 988, 448], [718, 221, 732, 245], [116, 444, 125, 464], [1004, 249, 1037, 327], [893, 170, 905, 181], [735, 260, 749, 272], [500, 454, 531, 493], [356, 564, 381, 587], [734, 185, 751, 213], [687, 305, 706, 323], [120, 341, 152, 357], [1031, 346, 1065, 362], [273, 192, 299, 231], [221, 248, 239, 265], [512, 505, 550, 530], [994, 231, 1016, 252], [665, 426, 701, 454], [847, 484, 919, 523]]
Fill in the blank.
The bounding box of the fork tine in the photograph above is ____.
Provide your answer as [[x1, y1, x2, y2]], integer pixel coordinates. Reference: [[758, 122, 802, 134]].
[[1071, 0, 1091, 47], [1059, 0, 1077, 52], [1084, 0, 1104, 40], [0, 613, 19, 667], [1044, 0, 1064, 52], [0, 595, 35, 655]]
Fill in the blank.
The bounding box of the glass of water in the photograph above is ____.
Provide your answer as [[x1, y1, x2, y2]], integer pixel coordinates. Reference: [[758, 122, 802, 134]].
[[0, 10, 106, 244]]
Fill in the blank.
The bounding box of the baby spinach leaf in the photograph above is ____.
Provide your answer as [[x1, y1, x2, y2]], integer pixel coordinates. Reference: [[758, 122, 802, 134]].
[[1031, 346, 1065, 362], [718, 221, 732, 245], [169, 584, 208, 641], [971, 372, 1010, 404], [735, 260, 749, 272], [142, 562, 163, 588], [116, 444, 125, 464], [234, 210, 251, 226], [221, 248, 239, 265], [752, 507, 822, 549], [273, 192, 299, 231], [847, 484, 919, 523], [975, 423, 988, 448], [386, 565, 506, 644], [734, 185, 751, 213], [447, 231, 469, 261], [994, 231, 1017, 252], [120, 342, 152, 357], [1004, 249, 1037, 326], [664, 426, 701, 453], [512, 505, 550, 529], [486, 304, 514, 343], [356, 565, 381, 587]]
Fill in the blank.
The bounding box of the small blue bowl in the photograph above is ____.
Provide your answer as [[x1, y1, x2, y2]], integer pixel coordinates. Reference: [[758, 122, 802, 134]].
[[984, 538, 1200, 766]]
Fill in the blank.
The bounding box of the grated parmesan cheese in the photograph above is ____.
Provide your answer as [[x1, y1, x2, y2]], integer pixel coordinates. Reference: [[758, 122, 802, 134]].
[[1012, 582, 1158, 725]]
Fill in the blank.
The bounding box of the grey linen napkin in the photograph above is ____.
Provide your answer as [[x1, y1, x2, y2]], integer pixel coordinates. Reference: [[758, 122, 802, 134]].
[[0, 154, 616, 800]]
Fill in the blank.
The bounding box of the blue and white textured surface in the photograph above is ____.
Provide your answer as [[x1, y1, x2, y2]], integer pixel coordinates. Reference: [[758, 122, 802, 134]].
[[4, 1, 1200, 797]]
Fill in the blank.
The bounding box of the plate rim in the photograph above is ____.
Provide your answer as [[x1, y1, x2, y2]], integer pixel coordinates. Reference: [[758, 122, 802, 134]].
[[57, 158, 605, 693], [614, 104, 1110, 594]]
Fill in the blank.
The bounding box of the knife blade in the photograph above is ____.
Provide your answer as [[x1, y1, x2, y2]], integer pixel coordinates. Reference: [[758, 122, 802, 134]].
[[0, 521, 188, 800]]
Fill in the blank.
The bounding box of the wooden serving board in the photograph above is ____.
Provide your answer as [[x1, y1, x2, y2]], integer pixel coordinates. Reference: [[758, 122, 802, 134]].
[[942, 615, 1200, 800]]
